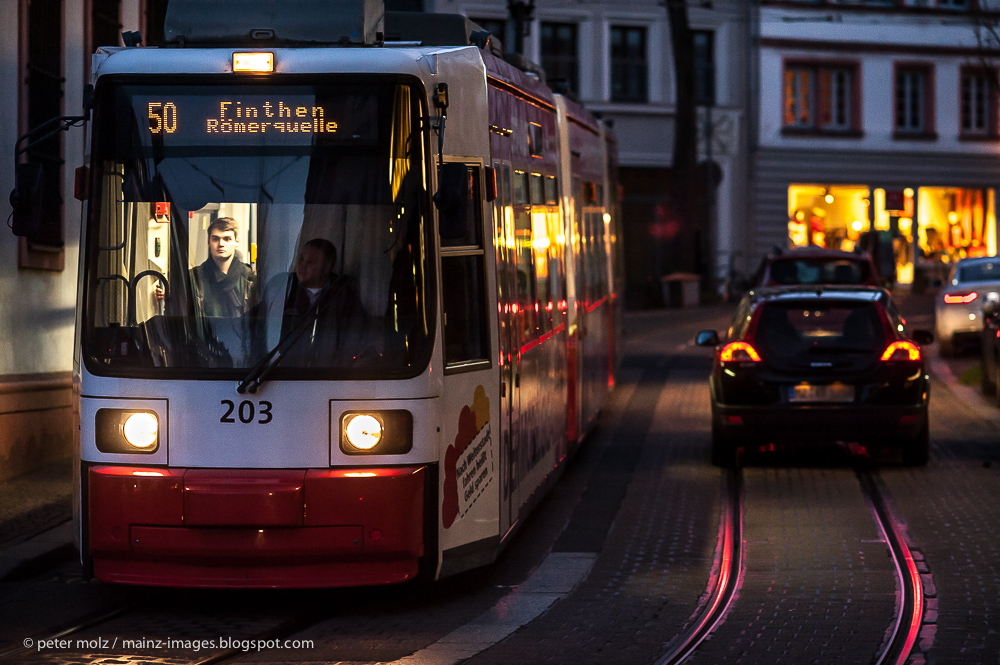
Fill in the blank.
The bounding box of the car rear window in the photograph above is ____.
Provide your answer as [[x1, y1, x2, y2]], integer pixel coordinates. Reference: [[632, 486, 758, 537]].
[[768, 259, 871, 286], [755, 301, 885, 360], [957, 261, 1000, 283]]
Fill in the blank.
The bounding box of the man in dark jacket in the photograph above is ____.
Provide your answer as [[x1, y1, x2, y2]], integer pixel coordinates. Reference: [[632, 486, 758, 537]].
[[191, 217, 256, 317], [269, 238, 362, 367]]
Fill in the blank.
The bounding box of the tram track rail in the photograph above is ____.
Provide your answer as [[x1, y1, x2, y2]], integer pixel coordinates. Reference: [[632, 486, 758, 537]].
[[654, 458, 925, 665], [654, 468, 743, 665], [856, 466, 924, 665]]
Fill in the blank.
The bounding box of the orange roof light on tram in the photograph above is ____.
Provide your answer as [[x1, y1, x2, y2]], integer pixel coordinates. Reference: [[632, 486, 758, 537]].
[[233, 52, 274, 73]]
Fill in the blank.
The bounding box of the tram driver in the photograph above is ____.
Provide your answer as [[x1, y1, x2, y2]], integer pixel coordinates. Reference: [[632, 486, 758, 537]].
[[260, 238, 363, 367]]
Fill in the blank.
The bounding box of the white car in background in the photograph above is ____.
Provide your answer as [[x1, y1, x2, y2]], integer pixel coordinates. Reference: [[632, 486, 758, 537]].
[[935, 256, 1000, 356]]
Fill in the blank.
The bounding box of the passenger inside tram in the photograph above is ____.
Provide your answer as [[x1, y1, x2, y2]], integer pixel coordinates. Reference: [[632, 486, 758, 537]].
[[154, 216, 257, 319]]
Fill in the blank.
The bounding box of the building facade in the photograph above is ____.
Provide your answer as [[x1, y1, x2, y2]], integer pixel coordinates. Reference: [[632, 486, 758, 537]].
[[755, 0, 1000, 289], [0, 0, 165, 481], [430, 0, 753, 307]]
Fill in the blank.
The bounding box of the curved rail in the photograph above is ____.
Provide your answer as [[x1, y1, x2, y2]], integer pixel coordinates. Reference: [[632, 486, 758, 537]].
[[654, 468, 743, 665], [0, 605, 135, 662], [655, 463, 924, 665], [857, 469, 924, 665]]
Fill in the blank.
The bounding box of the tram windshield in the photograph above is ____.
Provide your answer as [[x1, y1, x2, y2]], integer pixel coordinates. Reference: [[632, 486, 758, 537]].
[[83, 77, 433, 379]]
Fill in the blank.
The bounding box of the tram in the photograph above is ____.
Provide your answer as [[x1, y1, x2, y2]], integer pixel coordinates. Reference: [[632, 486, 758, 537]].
[[59, 0, 621, 587]]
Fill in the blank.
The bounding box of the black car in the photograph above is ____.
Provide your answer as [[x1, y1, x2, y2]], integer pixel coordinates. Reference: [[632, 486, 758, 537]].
[[696, 286, 934, 467]]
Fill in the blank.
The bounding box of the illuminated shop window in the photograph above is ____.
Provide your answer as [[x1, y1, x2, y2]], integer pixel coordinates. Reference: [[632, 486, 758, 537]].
[[787, 184, 871, 251], [916, 187, 996, 263]]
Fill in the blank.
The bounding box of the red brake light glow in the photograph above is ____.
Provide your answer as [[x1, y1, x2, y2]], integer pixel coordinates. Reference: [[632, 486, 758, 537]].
[[943, 292, 978, 304], [719, 341, 762, 362], [881, 341, 921, 361]]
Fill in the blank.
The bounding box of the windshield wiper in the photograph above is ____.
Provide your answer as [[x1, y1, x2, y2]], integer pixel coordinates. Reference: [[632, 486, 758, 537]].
[[236, 293, 330, 394]]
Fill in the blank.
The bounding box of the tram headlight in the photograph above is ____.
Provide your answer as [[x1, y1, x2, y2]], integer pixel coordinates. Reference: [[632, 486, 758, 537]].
[[95, 409, 160, 454], [340, 410, 413, 455], [123, 413, 159, 449], [346, 414, 382, 450]]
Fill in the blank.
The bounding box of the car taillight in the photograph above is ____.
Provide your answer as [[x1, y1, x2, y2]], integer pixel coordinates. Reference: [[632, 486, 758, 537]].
[[880, 341, 921, 361], [943, 292, 978, 304], [719, 341, 761, 362]]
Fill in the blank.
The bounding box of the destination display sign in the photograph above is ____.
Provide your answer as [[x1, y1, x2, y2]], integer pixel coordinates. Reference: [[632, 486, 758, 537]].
[[131, 93, 378, 146]]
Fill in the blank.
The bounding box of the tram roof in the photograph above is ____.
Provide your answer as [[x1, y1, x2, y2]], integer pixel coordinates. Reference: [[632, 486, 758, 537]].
[[91, 44, 486, 83]]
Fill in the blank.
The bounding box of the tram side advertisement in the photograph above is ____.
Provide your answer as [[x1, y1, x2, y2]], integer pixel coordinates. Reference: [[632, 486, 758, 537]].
[[443, 385, 494, 530]]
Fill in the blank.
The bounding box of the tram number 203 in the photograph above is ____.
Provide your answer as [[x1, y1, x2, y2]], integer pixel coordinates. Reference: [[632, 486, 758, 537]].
[[220, 399, 273, 424]]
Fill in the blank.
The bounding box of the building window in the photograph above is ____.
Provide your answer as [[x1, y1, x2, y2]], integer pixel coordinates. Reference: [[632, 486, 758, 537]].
[[144, 0, 170, 46], [19, 0, 65, 269], [693, 30, 715, 106], [783, 63, 857, 133], [937, 0, 969, 9], [961, 69, 996, 137], [611, 26, 647, 103], [91, 0, 121, 50], [541, 22, 578, 94], [895, 66, 933, 137]]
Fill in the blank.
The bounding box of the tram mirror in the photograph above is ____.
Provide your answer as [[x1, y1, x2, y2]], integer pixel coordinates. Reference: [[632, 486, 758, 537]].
[[9, 163, 44, 237], [435, 162, 470, 239], [74, 166, 90, 201], [485, 166, 498, 202]]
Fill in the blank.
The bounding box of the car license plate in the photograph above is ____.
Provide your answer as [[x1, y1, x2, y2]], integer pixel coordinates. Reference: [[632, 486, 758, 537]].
[[788, 383, 855, 403]]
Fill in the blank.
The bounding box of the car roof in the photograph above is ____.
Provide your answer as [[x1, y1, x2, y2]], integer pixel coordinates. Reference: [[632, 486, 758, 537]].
[[955, 256, 999, 266], [767, 247, 871, 261]]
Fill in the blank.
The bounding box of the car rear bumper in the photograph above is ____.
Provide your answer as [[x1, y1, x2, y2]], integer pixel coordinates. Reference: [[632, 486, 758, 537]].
[[713, 403, 927, 445], [936, 305, 983, 339]]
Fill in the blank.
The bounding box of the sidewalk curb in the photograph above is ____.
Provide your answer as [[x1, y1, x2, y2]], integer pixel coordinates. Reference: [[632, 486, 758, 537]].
[[927, 350, 1000, 430], [0, 521, 76, 581]]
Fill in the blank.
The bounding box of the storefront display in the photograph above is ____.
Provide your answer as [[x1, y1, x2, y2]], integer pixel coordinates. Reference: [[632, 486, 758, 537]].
[[787, 183, 996, 289]]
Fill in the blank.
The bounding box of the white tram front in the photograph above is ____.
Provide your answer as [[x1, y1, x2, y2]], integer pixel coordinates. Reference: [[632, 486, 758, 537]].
[[72, 0, 621, 588]]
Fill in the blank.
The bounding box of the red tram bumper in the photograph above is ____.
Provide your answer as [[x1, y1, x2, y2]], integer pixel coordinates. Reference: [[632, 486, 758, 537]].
[[87, 465, 427, 588]]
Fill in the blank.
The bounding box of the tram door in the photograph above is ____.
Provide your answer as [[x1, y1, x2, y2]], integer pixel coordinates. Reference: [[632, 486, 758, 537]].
[[492, 130, 517, 534]]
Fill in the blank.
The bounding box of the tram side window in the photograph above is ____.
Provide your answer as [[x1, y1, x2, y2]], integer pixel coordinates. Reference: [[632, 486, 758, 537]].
[[441, 165, 490, 371], [513, 170, 528, 205], [592, 211, 608, 297], [545, 176, 559, 205], [529, 174, 545, 205], [532, 210, 552, 335], [514, 208, 538, 341], [536, 208, 565, 333], [584, 211, 606, 304]]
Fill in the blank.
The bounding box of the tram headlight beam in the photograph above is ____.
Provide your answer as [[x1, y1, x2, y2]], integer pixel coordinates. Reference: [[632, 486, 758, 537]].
[[340, 410, 413, 455]]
